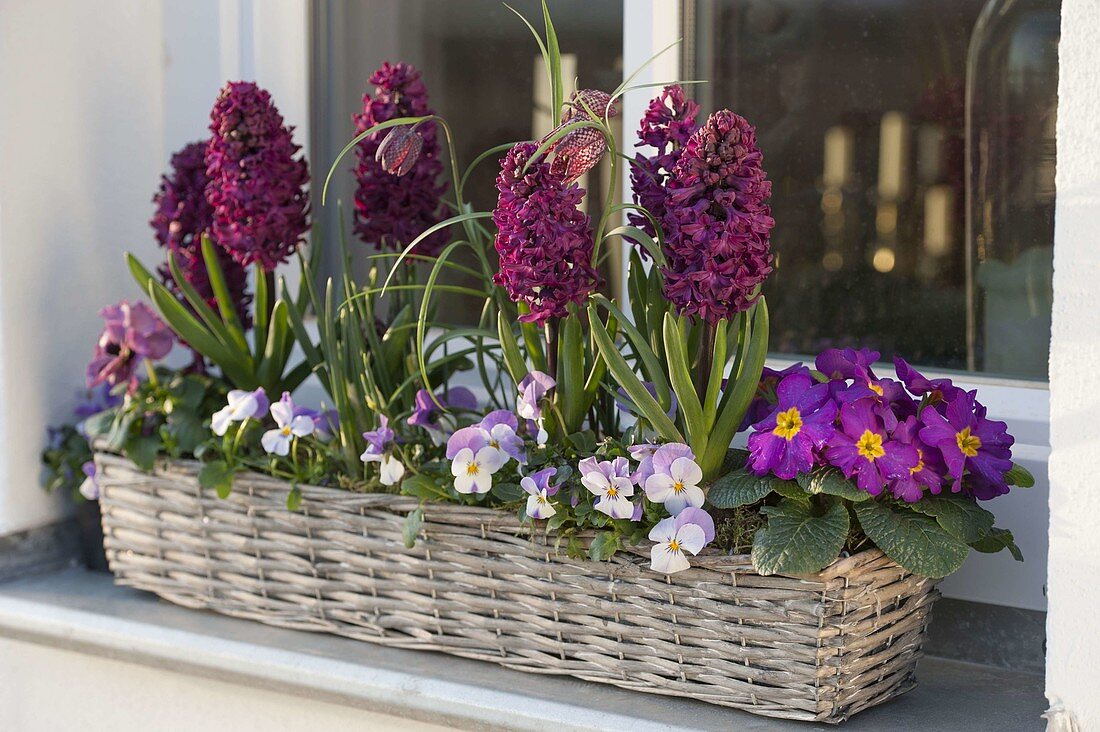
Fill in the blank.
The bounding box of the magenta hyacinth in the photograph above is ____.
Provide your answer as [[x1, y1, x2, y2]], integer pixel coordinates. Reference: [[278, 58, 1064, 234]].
[[660, 110, 774, 323], [352, 62, 448, 257], [151, 141, 251, 327], [492, 142, 600, 325], [628, 85, 700, 242], [205, 81, 310, 271], [86, 301, 174, 393]]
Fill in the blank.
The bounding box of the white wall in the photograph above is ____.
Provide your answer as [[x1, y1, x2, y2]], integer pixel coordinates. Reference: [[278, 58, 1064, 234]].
[[1046, 0, 1100, 727]]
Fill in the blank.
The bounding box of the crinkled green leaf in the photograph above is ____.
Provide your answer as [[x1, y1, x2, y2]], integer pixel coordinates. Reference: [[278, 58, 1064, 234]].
[[198, 460, 235, 499], [855, 500, 969, 578], [1005, 463, 1035, 488], [796, 466, 870, 502], [588, 531, 620, 562], [751, 499, 849, 576], [403, 508, 424, 549], [910, 494, 996, 543], [707, 468, 794, 509], [970, 527, 1024, 561]]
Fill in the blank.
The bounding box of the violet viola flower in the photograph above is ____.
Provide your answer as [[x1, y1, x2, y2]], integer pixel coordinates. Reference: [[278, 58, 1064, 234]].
[[888, 416, 947, 502], [648, 507, 715, 575], [660, 110, 774, 323], [644, 453, 705, 516], [521, 466, 559, 520], [492, 142, 600, 325], [261, 392, 316, 457], [353, 62, 448, 256], [407, 387, 477, 442], [361, 415, 405, 486], [86, 301, 174, 393], [211, 387, 269, 437], [206, 81, 310, 271], [628, 85, 700, 244], [627, 443, 660, 486], [448, 426, 505, 495], [826, 399, 918, 495], [579, 457, 636, 520], [747, 374, 838, 480], [919, 390, 1014, 499], [79, 461, 99, 501], [516, 371, 556, 421], [479, 410, 527, 465]]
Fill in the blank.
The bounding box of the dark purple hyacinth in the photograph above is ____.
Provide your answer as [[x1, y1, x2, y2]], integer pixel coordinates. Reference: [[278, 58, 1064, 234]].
[[492, 142, 600, 325], [660, 110, 775, 323], [352, 62, 448, 257], [86, 301, 174, 393], [205, 81, 310, 271], [151, 141, 251, 327], [628, 85, 700, 243]]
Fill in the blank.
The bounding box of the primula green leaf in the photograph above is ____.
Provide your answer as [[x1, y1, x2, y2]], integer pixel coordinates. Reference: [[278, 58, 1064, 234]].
[[198, 460, 236, 499], [402, 508, 424, 549], [125, 435, 161, 473], [1005, 463, 1036, 488], [708, 468, 779, 508], [286, 486, 302, 512], [722, 448, 750, 473], [491, 481, 526, 503], [796, 467, 869, 503], [751, 499, 849, 576], [82, 409, 117, 440], [567, 430, 597, 454], [588, 531, 620, 562], [400, 474, 450, 502], [165, 411, 205, 454], [970, 527, 1024, 561], [910, 494, 996, 543], [854, 500, 970, 578]]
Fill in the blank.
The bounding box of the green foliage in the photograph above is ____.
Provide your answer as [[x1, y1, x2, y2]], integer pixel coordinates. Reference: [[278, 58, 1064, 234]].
[[854, 500, 969, 578], [588, 531, 620, 562], [910, 494, 996, 544], [199, 460, 236, 499], [40, 424, 93, 500], [970, 527, 1024, 561], [708, 468, 791, 509], [751, 499, 850, 576], [796, 467, 870, 503], [1005, 463, 1035, 488], [403, 508, 424, 549]]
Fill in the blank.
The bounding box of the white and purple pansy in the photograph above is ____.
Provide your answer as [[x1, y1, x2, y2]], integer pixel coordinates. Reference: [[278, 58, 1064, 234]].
[[521, 466, 559, 520], [479, 410, 527, 465], [261, 392, 316, 456], [516, 370, 555, 421], [579, 456, 636, 519], [643, 443, 705, 516], [211, 387, 268, 436], [648, 507, 716, 574], [447, 426, 504, 494], [360, 416, 405, 486]]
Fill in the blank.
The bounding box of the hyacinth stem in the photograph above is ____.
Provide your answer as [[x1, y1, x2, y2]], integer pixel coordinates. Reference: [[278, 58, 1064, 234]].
[[545, 317, 559, 388], [694, 322, 717, 403]]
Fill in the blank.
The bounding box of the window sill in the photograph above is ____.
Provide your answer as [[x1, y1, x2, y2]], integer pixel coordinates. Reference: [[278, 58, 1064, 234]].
[[0, 567, 1044, 730]]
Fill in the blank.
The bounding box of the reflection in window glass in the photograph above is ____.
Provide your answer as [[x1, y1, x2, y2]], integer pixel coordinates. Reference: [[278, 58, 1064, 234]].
[[685, 0, 1058, 379], [312, 0, 623, 323]]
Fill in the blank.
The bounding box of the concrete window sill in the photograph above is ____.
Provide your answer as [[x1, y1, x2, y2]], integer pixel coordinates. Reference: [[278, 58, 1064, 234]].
[[0, 568, 1045, 731]]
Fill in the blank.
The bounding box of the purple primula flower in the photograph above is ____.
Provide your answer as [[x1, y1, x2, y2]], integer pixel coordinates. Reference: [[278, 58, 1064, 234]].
[[919, 390, 1014, 499], [894, 357, 964, 414], [816, 348, 879, 381], [517, 371, 556, 421], [660, 110, 774, 323], [628, 85, 700, 246], [86, 301, 174, 393], [353, 63, 449, 257], [887, 416, 947, 502], [740, 363, 814, 431], [210, 387, 268, 437], [826, 399, 918, 495], [521, 466, 559, 520], [648, 507, 715, 575], [79, 461, 99, 501], [492, 142, 600, 325], [206, 81, 310, 271], [579, 457, 636, 520], [747, 374, 838, 480]]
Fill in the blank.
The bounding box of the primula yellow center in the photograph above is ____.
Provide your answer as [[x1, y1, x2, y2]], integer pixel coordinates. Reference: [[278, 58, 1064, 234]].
[[956, 427, 982, 457], [668, 539, 681, 552], [466, 462, 481, 476], [869, 382, 884, 397], [606, 486, 619, 498], [856, 430, 885, 460], [910, 452, 925, 475], [673, 481, 686, 494], [281, 426, 292, 437], [772, 407, 803, 441]]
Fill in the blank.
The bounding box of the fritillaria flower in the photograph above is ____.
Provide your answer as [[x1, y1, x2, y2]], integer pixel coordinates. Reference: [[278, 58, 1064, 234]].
[[919, 390, 1014, 499], [579, 456, 635, 519], [261, 392, 316, 456], [211, 387, 269, 437], [375, 125, 424, 176], [644, 455, 706, 516], [648, 507, 715, 575], [546, 89, 618, 183], [360, 415, 405, 486], [86, 301, 174, 393], [826, 399, 917, 495], [521, 466, 559, 520], [746, 374, 837, 480]]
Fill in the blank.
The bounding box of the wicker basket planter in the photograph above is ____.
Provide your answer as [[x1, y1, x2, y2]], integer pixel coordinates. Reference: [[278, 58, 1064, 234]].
[[95, 451, 940, 724]]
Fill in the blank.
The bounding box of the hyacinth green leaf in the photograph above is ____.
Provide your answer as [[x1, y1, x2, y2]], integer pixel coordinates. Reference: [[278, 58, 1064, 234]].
[[970, 527, 1024, 561], [558, 313, 587, 433], [663, 312, 706, 453], [590, 294, 670, 411], [703, 317, 730, 426], [855, 500, 969, 578], [199, 460, 236, 500], [910, 494, 996, 544], [256, 299, 289, 390], [588, 302, 682, 442], [796, 466, 870, 503], [602, 225, 667, 267], [379, 211, 493, 294], [1005, 463, 1035, 488], [322, 115, 431, 204], [516, 303, 547, 373], [254, 262, 270, 360], [402, 508, 424, 549], [160, 252, 233, 347], [199, 235, 248, 349], [751, 499, 849, 576], [281, 277, 324, 381], [497, 311, 528, 388], [707, 468, 778, 509]]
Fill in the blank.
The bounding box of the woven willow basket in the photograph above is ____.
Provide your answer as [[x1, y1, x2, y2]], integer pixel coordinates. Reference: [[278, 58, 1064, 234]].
[[94, 451, 940, 723]]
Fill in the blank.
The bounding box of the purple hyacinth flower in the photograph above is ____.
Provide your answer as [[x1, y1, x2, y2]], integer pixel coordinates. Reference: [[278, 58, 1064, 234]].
[[887, 415, 947, 502], [826, 399, 918, 495], [205, 81, 311, 271], [747, 374, 838, 480], [86, 301, 174, 393], [361, 415, 396, 461], [919, 390, 1014, 499], [740, 363, 813, 431], [517, 371, 556, 421]]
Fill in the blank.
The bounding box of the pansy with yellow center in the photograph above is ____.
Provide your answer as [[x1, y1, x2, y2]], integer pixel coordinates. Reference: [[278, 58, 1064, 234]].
[[645, 454, 705, 515], [579, 456, 636, 519], [747, 374, 837, 480], [648, 507, 716, 575], [825, 399, 917, 495], [261, 391, 315, 457]]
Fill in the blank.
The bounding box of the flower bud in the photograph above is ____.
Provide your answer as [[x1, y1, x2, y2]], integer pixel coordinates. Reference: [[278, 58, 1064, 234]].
[[375, 125, 424, 176]]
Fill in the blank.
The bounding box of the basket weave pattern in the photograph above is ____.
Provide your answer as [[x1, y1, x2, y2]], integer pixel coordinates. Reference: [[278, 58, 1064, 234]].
[[95, 452, 939, 723]]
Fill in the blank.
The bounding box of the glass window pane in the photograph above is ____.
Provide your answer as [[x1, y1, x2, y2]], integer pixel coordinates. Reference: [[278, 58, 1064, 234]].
[[686, 0, 1059, 380]]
